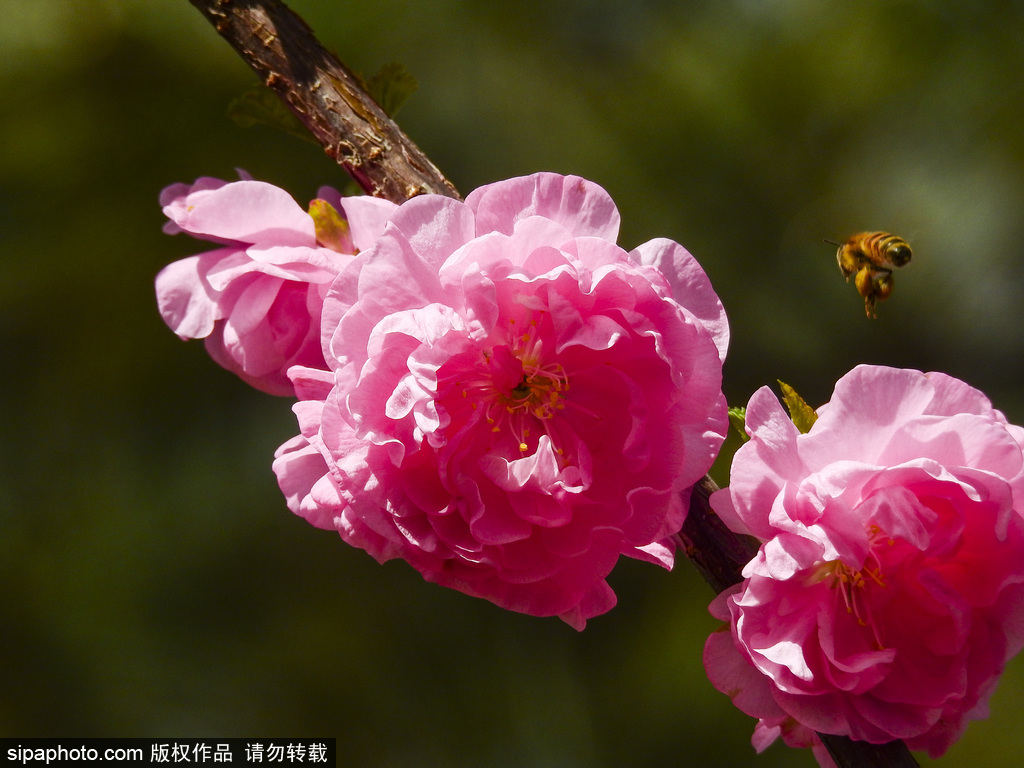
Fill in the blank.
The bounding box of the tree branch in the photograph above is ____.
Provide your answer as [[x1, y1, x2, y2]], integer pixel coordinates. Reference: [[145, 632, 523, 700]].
[[187, 2, 918, 766], [188, 0, 460, 203], [677, 476, 760, 593]]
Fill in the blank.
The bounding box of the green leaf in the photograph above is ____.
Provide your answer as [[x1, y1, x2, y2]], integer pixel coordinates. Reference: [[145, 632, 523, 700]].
[[365, 61, 418, 117], [728, 406, 749, 442], [227, 87, 318, 144], [778, 380, 817, 434]]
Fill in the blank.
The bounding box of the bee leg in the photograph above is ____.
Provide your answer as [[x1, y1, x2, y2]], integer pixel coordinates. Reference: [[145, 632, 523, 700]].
[[864, 296, 878, 318], [854, 265, 891, 319]]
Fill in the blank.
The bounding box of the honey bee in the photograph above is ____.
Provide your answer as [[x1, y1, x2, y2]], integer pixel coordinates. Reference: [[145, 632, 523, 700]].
[[828, 232, 912, 318]]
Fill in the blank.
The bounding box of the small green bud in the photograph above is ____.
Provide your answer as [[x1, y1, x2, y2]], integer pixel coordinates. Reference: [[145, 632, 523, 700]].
[[777, 380, 817, 434], [728, 406, 749, 442], [309, 199, 354, 254]]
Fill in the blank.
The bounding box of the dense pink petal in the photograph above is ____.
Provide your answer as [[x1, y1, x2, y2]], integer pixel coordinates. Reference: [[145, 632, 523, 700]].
[[276, 172, 728, 628], [705, 364, 1024, 760]]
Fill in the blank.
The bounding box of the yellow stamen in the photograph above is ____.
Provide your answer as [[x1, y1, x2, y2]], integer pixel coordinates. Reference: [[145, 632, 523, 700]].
[[451, 311, 580, 463], [819, 549, 888, 651]]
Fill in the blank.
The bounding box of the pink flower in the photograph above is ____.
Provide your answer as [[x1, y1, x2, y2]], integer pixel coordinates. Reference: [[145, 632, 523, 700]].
[[155, 176, 397, 395], [273, 172, 729, 628], [705, 365, 1024, 760]]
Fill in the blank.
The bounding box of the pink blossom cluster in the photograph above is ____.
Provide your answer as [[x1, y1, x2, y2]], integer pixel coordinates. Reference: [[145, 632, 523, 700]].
[[705, 365, 1024, 762], [156, 169, 1024, 757], [156, 172, 729, 628]]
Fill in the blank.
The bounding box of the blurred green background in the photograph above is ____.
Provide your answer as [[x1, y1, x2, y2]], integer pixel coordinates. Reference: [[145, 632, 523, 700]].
[[3, 0, 1024, 765]]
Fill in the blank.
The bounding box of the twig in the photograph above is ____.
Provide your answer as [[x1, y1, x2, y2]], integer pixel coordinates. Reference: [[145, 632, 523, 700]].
[[186, 3, 918, 765], [677, 476, 760, 593], [188, 0, 460, 203]]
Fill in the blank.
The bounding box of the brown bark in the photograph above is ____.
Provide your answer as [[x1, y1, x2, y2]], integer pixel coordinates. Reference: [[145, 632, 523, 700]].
[[188, 0, 460, 204], [677, 476, 760, 593]]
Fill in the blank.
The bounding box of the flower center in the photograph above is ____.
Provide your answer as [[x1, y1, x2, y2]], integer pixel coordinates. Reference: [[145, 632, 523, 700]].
[[455, 314, 579, 457], [815, 525, 893, 650], [507, 358, 568, 421]]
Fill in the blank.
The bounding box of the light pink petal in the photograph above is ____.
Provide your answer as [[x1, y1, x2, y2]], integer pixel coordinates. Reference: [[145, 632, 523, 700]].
[[169, 180, 315, 246], [272, 434, 339, 529], [288, 364, 334, 401], [507, 216, 579, 268], [710, 487, 753, 538], [726, 386, 807, 540], [155, 254, 223, 339], [751, 721, 782, 753], [761, 533, 824, 580], [479, 437, 584, 500], [244, 243, 349, 277], [222, 276, 282, 337], [160, 176, 231, 234], [704, 622, 787, 720], [201, 249, 258, 291], [386, 195, 477, 272], [159, 176, 228, 208], [330, 225, 453, 365], [465, 172, 621, 241], [631, 237, 729, 362], [336, 195, 400, 252], [627, 539, 675, 568], [882, 412, 1024, 483]]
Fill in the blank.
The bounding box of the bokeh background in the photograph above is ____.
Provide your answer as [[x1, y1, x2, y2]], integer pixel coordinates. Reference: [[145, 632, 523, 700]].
[[3, 0, 1024, 765]]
